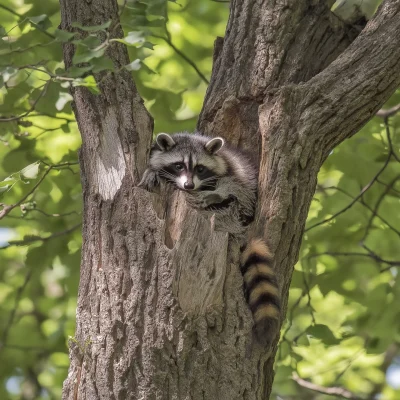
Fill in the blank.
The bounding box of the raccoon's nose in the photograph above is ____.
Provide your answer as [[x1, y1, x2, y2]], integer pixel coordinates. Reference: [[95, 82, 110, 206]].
[[184, 182, 195, 190]]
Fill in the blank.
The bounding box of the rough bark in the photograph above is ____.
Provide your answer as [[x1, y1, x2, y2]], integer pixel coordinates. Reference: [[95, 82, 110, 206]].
[[61, 0, 400, 399]]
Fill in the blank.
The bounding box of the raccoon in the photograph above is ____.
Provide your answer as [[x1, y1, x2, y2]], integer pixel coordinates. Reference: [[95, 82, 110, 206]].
[[139, 132, 280, 343]]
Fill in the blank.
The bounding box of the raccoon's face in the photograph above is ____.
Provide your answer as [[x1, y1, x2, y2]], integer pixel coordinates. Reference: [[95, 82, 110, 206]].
[[150, 133, 228, 191]]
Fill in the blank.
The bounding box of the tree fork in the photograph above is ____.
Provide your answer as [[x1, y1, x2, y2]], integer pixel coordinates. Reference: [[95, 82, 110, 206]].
[[60, 0, 400, 399]]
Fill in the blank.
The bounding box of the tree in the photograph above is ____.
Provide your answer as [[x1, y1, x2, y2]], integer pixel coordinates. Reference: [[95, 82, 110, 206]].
[[1, 0, 400, 399]]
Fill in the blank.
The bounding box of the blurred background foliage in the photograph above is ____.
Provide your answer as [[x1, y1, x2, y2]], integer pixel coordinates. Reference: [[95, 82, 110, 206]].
[[0, 0, 399, 399]]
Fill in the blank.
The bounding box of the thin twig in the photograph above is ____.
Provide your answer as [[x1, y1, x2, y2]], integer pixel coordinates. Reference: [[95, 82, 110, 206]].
[[306, 153, 391, 232], [0, 4, 55, 39], [317, 186, 400, 237], [0, 82, 50, 122], [384, 117, 400, 162], [0, 223, 81, 250], [152, 33, 210, 85], [376, 104, 400, 119], [27, 209, 80, 218], [308, 115, 400, 233], [0, 269, 32, 352], [292, 374, 364, 400], [361, 175, 400, 242], [0, 161, 78, 220], [307, 251, 400, 268], [0, 166, 52, 220]]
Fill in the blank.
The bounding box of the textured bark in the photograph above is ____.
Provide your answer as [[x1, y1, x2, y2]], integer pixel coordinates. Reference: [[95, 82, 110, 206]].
[[61, 0, 400, 399]]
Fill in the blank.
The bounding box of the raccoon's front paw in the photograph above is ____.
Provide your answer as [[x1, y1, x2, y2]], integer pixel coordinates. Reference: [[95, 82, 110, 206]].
[[192, 192, 236, 210], [202, 193, 225, 206], [186, 192, 216, 209], [138, 169, 159, 191], [205, 194, 236, 211]]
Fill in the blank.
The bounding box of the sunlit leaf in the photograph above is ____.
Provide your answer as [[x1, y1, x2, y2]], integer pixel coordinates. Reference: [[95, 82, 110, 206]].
[[0, 67, 18, 83], [20, 162, 40, 180], [112, 31, 146, 47], [73, 75, 100, 94], [0, 184, 10, 193], [125, 59, 141, 71], [56, 92, 73, 111]]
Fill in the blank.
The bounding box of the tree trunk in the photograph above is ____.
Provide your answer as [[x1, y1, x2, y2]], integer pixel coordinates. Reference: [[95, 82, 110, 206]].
[[61, 0, 400, 399]]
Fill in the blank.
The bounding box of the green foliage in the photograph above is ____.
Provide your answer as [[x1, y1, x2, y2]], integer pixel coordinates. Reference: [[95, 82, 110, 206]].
[[0, 0, 399, 399], [275, 96, 400, 399]]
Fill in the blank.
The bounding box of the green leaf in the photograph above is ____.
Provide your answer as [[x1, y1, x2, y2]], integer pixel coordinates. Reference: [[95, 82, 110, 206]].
[[0, 67, 18, 83], [143, 41, 154, 50], [20, 162, 40, 180], [112, 31, 146, 47], [90, 57, 115, 73], [78, 35, 102, 49], [71, 20, 111, 32], [306, 324, 340, 345], [0, 184, 10, 193], [125, 59, 141, 71], [73, 76, 100, 94], [56, 92, 73, 111], [65, 66, 93, 78], [29, 15, 52, 31], [54, 29, 76, 42], [72, 47, 105, 64], [140, 62, 156, 75], [61, 123, 71, 133]]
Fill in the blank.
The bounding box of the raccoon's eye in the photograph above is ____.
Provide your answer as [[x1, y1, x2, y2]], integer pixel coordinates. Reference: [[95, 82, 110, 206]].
[[174, 163, 184, 171], [197, 165, 205, 173]]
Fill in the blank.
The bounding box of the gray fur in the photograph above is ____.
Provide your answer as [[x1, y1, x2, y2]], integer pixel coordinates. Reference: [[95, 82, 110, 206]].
[[139, 132, 258, 234]]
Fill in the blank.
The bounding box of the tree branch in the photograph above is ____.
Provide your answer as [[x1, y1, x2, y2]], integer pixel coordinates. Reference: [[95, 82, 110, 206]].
[[376, 103, 400, 118], [314, 185, 400, 237], [152, 34, 210, 85], [0, 82, 50, 122], [292, 374, 365, 400], [361, 175, 400, 242], [307, 251, 400, 269], [301, 0, 400, 150], [0, 223, 81, 250], [0, 269, 32, 352], [0, 4, 56, 39], [0, 161, 79, 220], [305, 153, 392, 232]]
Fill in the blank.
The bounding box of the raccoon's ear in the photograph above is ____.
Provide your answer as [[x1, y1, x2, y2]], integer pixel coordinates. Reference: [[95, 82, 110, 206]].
[[156, 133, 176, 151], [205, 137, 224, 154]]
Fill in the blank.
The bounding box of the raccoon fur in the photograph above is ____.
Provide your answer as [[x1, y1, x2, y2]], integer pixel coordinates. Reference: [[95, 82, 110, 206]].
[[139, 132, 280, 343]]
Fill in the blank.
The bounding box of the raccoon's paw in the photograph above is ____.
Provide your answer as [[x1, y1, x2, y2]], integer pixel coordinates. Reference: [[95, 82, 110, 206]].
[[138, 169, 159, 191], [188, 192, 225, 209], [201, 193, 225, 206]]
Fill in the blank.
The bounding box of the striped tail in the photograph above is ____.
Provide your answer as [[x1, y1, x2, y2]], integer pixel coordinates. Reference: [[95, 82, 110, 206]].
[[240, 239, 281, 344]]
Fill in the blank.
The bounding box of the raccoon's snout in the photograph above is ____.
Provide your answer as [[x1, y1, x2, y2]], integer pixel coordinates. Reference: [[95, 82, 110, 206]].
[[177, 174, 195, 191], [184, 182, 195, 190]]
